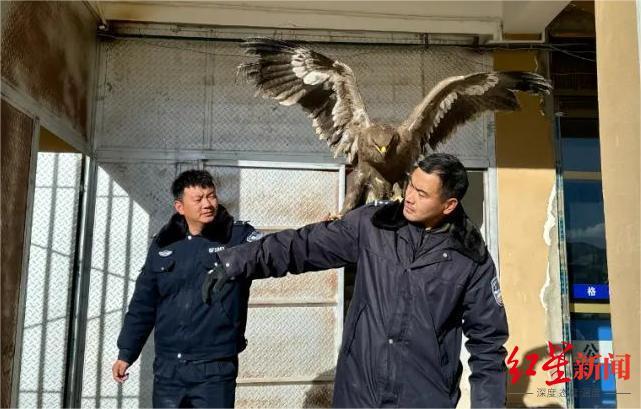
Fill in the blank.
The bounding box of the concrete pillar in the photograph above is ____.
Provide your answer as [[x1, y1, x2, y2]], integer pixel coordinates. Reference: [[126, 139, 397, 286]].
[[493, 50, 564, 407], [595, 1, 641, 406]]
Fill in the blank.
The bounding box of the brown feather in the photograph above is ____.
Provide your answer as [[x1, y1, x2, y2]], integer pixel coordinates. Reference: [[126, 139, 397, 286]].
[[399, 71, 551, 152], [238, 38, 370, 164]]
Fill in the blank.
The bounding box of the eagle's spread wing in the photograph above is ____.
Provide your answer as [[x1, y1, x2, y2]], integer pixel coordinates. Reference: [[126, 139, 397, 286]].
[[398, 72, 552, 151], [239, 38, 370, 164]]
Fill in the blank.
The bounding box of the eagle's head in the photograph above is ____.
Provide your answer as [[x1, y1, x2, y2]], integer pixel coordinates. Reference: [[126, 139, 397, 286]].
[[365, 123, 399, 163]]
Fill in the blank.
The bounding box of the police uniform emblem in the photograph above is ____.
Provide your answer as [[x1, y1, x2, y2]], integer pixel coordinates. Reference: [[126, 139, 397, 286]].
[[491, 276, 503, 307], [246, 231, 264, 242]]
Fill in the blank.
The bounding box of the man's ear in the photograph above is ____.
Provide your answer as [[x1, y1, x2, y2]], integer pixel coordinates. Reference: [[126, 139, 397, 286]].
[[442, 198, 459, 216], [174, 200, 185, 215]]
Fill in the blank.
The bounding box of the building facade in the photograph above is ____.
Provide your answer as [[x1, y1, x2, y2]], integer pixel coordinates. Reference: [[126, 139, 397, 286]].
[[2, 1, 638, 407]]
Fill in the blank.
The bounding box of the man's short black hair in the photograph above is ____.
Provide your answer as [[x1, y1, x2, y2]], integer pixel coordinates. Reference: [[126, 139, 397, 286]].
[[171, 170, 216, 200], [416, 153, 469, 200]]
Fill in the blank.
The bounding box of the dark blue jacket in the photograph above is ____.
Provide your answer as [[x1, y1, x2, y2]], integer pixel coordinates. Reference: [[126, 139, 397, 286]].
[[117, 206, 257, 364], [216, 202, 508, 408]]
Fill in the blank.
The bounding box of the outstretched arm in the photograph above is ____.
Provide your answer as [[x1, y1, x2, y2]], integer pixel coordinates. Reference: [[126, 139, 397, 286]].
[[214, 206, 364, 280]]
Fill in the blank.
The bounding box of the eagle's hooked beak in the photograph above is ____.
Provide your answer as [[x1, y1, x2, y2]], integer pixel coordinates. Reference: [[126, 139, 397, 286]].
[[378, 145, 388, 155]]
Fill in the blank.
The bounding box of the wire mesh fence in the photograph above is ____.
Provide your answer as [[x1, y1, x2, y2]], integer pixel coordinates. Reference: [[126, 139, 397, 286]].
[[95, 38, 492, 166]]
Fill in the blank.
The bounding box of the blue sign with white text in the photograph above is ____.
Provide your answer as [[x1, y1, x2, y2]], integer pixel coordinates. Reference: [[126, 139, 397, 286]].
[[572, 284, 609, 300]]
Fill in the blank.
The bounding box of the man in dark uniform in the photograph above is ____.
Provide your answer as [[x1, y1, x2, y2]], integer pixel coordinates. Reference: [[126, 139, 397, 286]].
[[112, 170, 260, 408], [205, 154, 509, 408]]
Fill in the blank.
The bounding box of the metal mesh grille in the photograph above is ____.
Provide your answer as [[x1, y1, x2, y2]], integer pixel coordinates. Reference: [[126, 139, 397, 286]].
[[98, 39, 209, 150], [205, 166, 340, 228], [209, 41, 329, 154], [249, 271, 338, 304], [95, 162, 179, 238], [81, 164, 172, 407], [17, 153, 82, 408], [96, 38, 492, 164], [239, 306, 337, 380], [236, 383, 333, 408]]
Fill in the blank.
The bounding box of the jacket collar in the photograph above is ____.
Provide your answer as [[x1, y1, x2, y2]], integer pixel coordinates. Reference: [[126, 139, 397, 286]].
[[155, 205, 234, 248], [371, 201, 488, 263]]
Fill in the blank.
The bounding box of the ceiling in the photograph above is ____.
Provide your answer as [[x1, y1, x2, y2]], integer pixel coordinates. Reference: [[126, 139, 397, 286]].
[[91, 1, 571, 42]]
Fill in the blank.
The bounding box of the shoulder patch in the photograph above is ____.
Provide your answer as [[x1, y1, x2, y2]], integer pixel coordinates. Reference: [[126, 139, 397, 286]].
[[246, 230, 264, 242], [158, 250, 173, 257], [491, 275, 503, 307], [371, 199, 393, 207]]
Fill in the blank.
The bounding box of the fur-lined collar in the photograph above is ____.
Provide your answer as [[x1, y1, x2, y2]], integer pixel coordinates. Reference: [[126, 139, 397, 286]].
[[155, 205, 234, 248], [371, 201, 488, 263]]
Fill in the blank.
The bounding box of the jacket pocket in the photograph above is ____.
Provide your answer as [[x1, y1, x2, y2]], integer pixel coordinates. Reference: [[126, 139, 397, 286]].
[[438, 334, 453, 387], [215, 299, 235, 328], [424, 305, 451, 389], [153, 358, 176, 379], [204, 357, 239, 379], [210, 281, 241, 327], [151, 257, 177, 296], [151, 257, 176, 273], [342, 302, 367, 356]]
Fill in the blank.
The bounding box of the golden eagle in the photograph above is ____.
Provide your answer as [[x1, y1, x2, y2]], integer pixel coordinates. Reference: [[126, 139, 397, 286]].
[[238, 38, 552, 216]]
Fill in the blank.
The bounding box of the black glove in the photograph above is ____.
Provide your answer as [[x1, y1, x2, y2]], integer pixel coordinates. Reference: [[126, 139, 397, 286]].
[[202, 258, 229, 304]]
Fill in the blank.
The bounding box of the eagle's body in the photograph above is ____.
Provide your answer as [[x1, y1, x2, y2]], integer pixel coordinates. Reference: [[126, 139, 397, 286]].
[[239, 39, 552, 215]]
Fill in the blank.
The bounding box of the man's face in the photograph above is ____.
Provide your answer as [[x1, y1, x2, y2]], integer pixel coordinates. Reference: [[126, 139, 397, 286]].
[[403, 168, 458, 227], [174, 186, 218, 228]]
